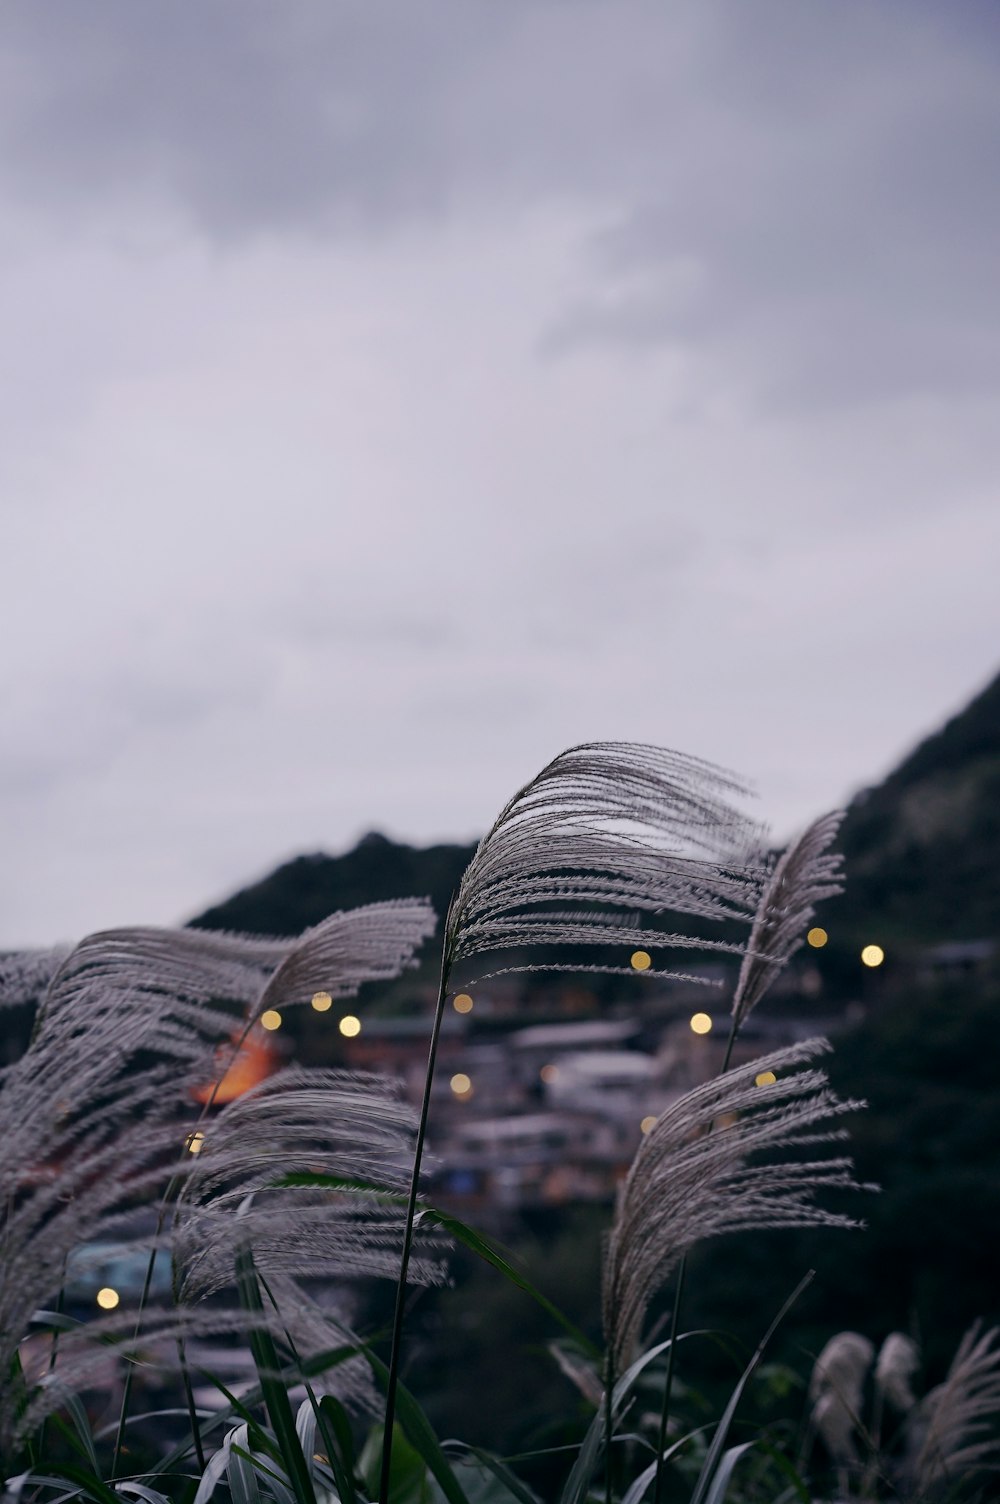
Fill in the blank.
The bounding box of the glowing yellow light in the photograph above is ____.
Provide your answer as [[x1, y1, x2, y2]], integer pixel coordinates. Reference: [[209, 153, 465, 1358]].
[[807, 927, 828, 948], [186, 1130, 205, 1154], [96, 1287, 120, 1311], [540, 1063, 559, 1084], [861, 944, 885, 968], [755, 1070, 777, 1087], [339, 1015, 362, 1038], [689, 1012, 713, 1035], [450, 1072, 472, 1097], [453, 993, 474, 1014], [260, 1010, 282, 1031], [640, 1115, 657, 1135], [631, 950, 652, 971], [311, 991, 333, 1012]]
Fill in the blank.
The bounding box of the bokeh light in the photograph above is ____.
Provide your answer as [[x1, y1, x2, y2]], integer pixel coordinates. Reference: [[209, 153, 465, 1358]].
[[861, 944, 885, 968], [640, 1115, 657, 1134], [631, 950, 652, 971], [260, 1009, 282, 1031], [450, 1073, 472, 1097], [311, 991, 332, 1012], [755, 1070, 777, 1087], [185, 1130, 205, 1154], [689, 1012, 713, 1034], [807, 927, 828, 948], [453, 993, 474, 1014], [339, 1014, 362, 1037], [96, 1287, 120, 1310]]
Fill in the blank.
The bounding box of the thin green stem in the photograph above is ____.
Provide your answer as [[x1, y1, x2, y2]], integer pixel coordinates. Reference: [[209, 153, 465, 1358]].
[[378, 940, 453, 1504], [719, 1011, 739, 1077], [604, 1349, 615, 1504], [651, 1010, 740, 1504], [651, 1256, 686, 1504], [176, 1333, 206, 1472]]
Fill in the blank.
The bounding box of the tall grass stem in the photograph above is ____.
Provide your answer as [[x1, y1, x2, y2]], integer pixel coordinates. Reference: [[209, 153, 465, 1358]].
[[378, 943, 452, 1504]]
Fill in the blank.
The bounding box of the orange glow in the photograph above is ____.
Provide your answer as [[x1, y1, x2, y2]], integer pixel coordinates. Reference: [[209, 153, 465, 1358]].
[[192, 1032, 278, 1106], [631, 950, 652, 971]]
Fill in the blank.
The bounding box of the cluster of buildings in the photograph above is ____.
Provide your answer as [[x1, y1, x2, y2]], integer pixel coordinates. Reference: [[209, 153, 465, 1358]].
[[330, 969, 835, 1222]]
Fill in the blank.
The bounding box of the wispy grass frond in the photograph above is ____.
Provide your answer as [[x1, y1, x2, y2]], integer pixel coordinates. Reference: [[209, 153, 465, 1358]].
[[252, 899, 437, 1012], [731, 812, 844, 1030], [0, 904, 436, 1459], [0, 946, 71, 1011], [808, 1330, 874, 1466], [30, 900, 435, 1080], [0, 1089, 193, 1453], [875, 1331, 920, 1413], [446, 743, 766, 980], [909, 1321, 1000, 1489], [602, 1038, 867, 1369], [175, 1067, 448, 1301]]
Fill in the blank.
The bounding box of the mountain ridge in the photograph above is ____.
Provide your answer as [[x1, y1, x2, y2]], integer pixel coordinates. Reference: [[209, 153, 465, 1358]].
[[191, 668, 1000, 949]]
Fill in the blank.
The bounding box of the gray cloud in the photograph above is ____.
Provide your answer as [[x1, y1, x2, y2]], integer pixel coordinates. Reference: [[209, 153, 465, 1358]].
[[2, 1, 997, 412], [1, 1, 998, 944]]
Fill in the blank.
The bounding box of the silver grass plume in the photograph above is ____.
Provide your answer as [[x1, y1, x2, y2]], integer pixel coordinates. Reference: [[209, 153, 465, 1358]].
[[809, 1330, 874, 1467], [0, 946, 71, 1012], [28, 899, 435, 1087], [175, 1066, 448, 1301], [0, 902, 436, 1455], [601, 1038, 868, 1371], [731, 812, 844, 1030], [445, 743, 766, 983], [876, 1331, 921, 1414], [907, 1321, 1000, 1491]]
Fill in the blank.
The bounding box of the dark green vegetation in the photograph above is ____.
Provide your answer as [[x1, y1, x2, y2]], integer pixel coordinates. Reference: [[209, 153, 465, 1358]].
[[829, 666, 1000, 946]]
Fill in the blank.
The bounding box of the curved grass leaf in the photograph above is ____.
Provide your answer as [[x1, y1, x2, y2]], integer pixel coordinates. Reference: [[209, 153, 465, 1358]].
[[235, 1247, 315, 1504]]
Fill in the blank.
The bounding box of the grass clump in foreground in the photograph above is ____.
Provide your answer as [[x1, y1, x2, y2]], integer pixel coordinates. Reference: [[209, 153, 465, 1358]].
[[1, 742, 997, 1503]]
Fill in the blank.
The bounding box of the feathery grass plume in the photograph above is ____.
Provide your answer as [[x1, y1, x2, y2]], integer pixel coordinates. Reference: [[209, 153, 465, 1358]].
[[601, 1038, 868, 1372], [730, 812, 844, 1031], [446, 743, 766, 982], [0, 903, 436, 1462], [0, 946, 71, 1012], [0, 1072, 197, 1456], [809, 1331, 874, 1468], [175, 1066, 448, 1301], [907, 1321, 1000, 1491], [378, 744, 766, 1504], [29, 900, 435, 1085], [876, 1332, 920, 1414]]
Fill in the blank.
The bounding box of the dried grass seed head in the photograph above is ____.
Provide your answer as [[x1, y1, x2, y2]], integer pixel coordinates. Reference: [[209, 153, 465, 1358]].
[[448, 743, 767, 984], [602, 1038, 870, 1370]]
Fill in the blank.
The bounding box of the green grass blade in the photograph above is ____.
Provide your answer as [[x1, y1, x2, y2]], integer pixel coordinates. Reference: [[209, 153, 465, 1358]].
[[689, 1273, 813, 1504], [361, 1348, 470, 1504], [699, 1442, 755, 1504], [235, 1245, 316, 1504]]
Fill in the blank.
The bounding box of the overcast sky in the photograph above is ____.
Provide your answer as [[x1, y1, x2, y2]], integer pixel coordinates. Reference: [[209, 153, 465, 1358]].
[[3, 0, 999, 946]]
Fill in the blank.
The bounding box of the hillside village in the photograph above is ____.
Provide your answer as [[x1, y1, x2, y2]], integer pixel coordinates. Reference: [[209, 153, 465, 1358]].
[[183, 669, 1000, 1224]]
